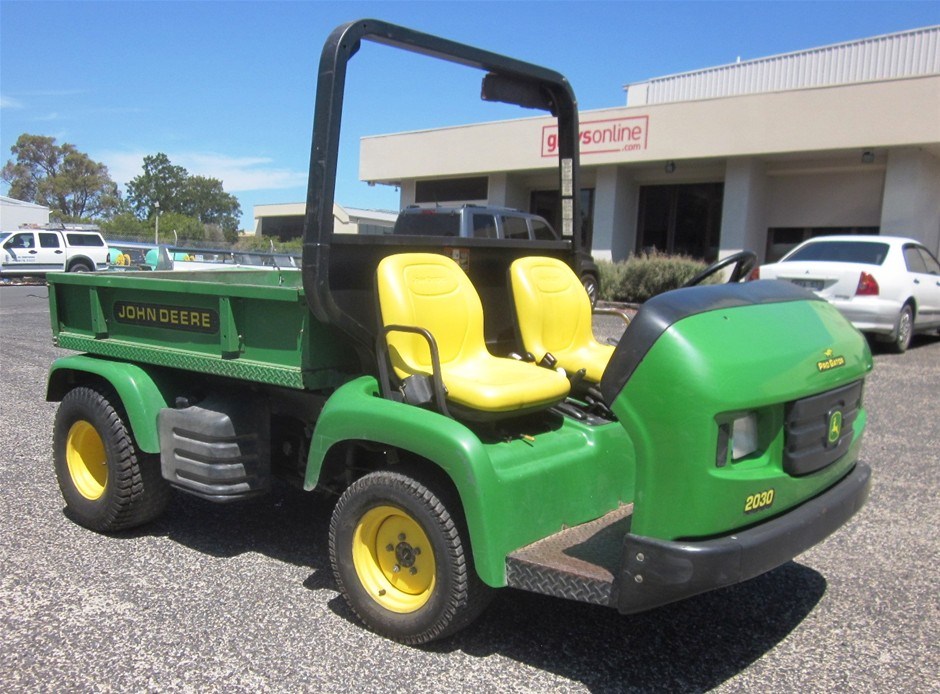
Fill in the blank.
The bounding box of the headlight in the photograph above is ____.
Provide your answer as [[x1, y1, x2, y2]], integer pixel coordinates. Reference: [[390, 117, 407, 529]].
[[716, 413, 759, 467], [731, 413, 759, 460]]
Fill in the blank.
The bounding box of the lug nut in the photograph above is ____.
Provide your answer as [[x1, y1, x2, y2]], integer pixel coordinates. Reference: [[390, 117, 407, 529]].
[[634, 574, 644, 584], [636, 552, 645, 562], [386, 544, 394, 552], [414, 547, 421, 555], [392, 565, 400, 573], [409, 567, 418, 575], [398, 533, 406, 541]]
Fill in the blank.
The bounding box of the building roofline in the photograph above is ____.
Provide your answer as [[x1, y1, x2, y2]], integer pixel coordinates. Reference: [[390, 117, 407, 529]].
[[624, 24, 940, 107], [623, 24, 940, 91]]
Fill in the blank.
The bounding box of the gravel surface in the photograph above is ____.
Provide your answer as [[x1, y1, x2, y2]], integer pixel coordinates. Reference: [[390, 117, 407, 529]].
[[1, 284, 938, 693]]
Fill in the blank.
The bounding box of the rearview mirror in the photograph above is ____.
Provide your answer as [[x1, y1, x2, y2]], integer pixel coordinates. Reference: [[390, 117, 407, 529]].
[[481, 72, 556, 114]]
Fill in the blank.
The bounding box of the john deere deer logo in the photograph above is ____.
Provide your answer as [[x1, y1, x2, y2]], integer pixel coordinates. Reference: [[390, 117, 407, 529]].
[[827, 410, 843, 445]]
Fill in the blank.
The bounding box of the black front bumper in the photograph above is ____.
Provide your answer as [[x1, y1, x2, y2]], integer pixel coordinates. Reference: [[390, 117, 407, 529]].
[[614, 462, 872, 614]]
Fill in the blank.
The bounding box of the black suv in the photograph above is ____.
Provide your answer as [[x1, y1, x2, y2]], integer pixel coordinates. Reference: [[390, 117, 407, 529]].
[[393, 205, 600, 304]]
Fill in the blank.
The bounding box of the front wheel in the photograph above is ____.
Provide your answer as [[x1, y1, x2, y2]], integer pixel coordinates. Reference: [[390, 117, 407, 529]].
[[329, 469, 492, 644], [53, 386, 170, 532]]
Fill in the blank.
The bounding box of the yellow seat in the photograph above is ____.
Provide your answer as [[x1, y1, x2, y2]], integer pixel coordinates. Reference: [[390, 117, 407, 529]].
[[510, 256, 615, 383], [377, 253, 570, 415]]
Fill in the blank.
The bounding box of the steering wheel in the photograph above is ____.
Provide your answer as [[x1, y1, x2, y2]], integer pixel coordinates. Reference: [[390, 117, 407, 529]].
[[683, 250, 758, 287]]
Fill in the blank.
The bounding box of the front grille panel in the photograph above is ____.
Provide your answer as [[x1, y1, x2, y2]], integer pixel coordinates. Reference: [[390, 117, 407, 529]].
[[784, 380, 862, 476]]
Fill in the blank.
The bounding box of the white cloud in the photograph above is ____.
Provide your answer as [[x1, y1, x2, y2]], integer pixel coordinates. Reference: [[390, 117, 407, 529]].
[[99, 149, 307, 192], [1, 95, 24, 109], [177, 153, 308, 192]]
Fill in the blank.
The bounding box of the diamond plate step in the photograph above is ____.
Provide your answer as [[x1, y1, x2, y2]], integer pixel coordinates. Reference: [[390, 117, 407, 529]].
[[505, 504, 634, 606]]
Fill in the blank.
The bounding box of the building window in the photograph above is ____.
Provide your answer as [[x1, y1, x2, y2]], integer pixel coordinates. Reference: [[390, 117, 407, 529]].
[[766, 226, 879, 263], [415, 177, 488, 204], [636, 183, 723, 262], [530, 188, 595, 239], [259, 215, 305, 241]]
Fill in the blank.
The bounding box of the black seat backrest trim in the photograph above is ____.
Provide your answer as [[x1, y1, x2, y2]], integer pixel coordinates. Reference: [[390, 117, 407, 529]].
[[599, 280, 823, 404]]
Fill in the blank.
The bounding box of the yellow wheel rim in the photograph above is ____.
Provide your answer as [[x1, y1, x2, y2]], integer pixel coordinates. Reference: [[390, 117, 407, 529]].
[[66, 420, 108, 500], [352, 505, 437, 613]]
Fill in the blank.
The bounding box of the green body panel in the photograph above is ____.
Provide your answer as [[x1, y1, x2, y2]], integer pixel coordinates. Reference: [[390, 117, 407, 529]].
[[46, 353, 173, 453], [306, 376, 636, 586], [45, 268, 873, 592], [610, 298, 872, 541], [47, 270, 357, 390]]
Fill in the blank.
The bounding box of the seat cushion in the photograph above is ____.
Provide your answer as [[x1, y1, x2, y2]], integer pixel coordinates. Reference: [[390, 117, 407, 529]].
[[378, 253, 569, 415], [511, 256, 613, 382], [555, 341, 615, 383], [442, 354, 570, 413]]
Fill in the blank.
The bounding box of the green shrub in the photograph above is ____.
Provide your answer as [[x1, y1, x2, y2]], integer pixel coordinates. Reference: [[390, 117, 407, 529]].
[[99, 213, 150, 238], [232, 235, 302, 254], [598, 259, 628, 302], [598, 251, 712, 303]]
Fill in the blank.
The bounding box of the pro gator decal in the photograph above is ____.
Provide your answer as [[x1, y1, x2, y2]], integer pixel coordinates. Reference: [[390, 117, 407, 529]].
[[816, 348, 846, 372]]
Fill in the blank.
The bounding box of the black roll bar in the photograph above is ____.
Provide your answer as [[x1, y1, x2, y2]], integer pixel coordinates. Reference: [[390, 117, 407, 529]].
[[302, 18, 583, 348]]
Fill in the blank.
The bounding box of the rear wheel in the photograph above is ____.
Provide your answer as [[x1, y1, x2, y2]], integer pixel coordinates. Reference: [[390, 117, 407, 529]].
[[329, 469, 492, 644], [68, 261, 92, 272], [53, 386, 170, 532], [581, 273, 599, 308], [889, 304, 914, 353]]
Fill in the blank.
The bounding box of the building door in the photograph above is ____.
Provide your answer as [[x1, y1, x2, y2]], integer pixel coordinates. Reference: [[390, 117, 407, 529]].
[[636, 183, 723, 261], [530, 188, 595, 241]]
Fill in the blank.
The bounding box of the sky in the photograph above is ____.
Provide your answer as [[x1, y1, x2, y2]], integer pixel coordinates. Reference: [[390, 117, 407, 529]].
[[2, 1, 939, 231]]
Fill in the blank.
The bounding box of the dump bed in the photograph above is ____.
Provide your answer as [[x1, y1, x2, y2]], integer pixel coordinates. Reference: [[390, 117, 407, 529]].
[[47, 269, 357, 391]]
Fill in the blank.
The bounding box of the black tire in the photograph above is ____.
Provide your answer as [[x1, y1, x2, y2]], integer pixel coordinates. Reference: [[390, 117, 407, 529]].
[[329, 469, 492, 644], [53, 385, 170, 532], [581, 273, 599, 308], [68, 261, 92, 272], [889, 304, 914, 354]]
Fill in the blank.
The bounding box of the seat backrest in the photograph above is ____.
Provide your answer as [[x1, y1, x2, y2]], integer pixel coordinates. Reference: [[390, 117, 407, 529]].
[[510, 256, 596, 360], [377, 253, 487, 377]]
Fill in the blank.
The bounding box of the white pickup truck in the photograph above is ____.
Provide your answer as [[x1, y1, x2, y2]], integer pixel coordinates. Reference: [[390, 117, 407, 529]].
[[1, 227, 109, 278]]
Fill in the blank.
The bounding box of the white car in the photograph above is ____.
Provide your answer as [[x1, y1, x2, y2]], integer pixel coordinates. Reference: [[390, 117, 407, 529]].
[[1, 228, 109, 277], [753, 235, 940, 353]]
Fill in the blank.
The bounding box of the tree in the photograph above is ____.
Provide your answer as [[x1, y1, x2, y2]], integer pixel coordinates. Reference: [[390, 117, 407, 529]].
[[1, 134, 121, 221], [125, 153, 188, 219], [156, 212, 205, 242], [181, 175, 241, 240], [99, 212, 150, 239], [126, 153, 241, 239]]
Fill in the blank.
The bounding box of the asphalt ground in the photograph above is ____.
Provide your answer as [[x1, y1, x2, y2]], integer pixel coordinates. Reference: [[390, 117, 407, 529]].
[[1, 284, 938, 693]]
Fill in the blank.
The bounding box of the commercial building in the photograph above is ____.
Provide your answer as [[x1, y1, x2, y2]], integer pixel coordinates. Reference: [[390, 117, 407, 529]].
[[360, 26, 940, 262], [253, 202, 396, 239]]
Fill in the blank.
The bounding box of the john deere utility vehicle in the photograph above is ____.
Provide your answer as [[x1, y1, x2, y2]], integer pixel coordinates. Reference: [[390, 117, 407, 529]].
[[46, 20, 872, 644]]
